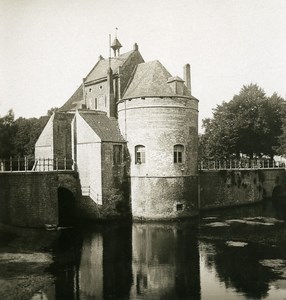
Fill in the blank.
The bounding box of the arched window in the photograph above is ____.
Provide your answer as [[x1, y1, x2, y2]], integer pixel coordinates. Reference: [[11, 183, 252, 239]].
[[174, 144, 184, 163], [135, 145, 145, 164]]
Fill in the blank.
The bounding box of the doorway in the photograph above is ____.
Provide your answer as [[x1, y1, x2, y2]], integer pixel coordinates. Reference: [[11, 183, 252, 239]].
[[58, 187, 75, 226]]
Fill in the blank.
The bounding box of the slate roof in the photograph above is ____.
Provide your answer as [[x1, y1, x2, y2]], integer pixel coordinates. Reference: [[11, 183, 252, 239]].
[[85, 50, 136, 83], [59, 85, 83, 111], [122, 60, 193, 99], [79, 111, 125, 142]]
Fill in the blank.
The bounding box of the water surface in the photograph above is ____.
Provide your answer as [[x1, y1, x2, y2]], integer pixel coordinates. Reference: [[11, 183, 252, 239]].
[[22, 201, 286, 299]]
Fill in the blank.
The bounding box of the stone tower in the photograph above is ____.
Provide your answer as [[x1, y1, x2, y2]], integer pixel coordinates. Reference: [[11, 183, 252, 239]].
[[118, 60, 199, 220]]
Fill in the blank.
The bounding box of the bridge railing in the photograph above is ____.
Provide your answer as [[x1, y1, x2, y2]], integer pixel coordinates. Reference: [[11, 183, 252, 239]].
[[81, 185, 102, 205], [199, 159, 285, 170], [0, 157, 76, 172]]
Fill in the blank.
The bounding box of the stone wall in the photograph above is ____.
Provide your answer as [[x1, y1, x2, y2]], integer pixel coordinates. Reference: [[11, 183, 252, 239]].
[[85, 80, 108, 113], [199, 169, 286, 209], [75, 112, 102, 204], [101, 142, 131, 218], [118, 96, 199, 219], [131, 176, 198, 220], [0, 171, 80, 228], [261, 169, 286, 197], [53, 113, 73, 160]]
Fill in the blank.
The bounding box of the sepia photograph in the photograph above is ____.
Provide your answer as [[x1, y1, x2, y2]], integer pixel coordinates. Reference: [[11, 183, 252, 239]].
[[0, 0, 286, 299]]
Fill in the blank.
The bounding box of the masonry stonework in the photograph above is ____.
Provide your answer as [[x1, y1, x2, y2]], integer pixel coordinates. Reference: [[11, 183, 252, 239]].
[[118, 76, 199, 218], [0, 172, 80, 227], [199, 169, 286, 210]]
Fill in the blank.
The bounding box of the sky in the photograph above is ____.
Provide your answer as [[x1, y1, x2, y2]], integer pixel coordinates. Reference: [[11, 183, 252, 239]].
[[1, 0, 286, 131]]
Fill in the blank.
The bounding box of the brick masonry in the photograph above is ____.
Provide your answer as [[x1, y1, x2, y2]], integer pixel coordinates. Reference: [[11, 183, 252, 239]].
[[199, 169, 286, 209], [0, 171, 80, 227], [118, 96, 199, 219]]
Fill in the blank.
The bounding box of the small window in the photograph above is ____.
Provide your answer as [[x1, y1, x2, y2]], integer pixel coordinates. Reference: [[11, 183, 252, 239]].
[[135, 145, 145, 164], [176, 203, 183, 211], [89, 88, 92, 92], [174, 144, 184, 163], [113, 145, 122, 165], [94, 98, 97, 109]]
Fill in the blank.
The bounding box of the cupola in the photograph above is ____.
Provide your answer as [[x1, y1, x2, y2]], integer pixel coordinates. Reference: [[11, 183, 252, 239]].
[[111, 38, 122, 57]]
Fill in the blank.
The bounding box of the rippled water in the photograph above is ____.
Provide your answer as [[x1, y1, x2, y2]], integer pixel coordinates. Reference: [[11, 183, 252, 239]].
[[30, 200, 286, 300]]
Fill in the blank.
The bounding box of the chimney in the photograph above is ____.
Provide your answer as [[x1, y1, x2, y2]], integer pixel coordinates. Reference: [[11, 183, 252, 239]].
[[183, 64, 191, 93]]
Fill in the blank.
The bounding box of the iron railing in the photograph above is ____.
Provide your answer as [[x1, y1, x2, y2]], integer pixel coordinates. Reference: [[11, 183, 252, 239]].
[[0, 157, 76, 172], [199, 159, 285, 170]]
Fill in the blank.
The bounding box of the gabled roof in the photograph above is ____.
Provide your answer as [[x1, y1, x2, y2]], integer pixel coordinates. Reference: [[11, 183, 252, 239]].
[[59, 85, 83, 112], [79, 111, 125, 142], [122, 60, 193, 99], [85, 50, 137, 83]]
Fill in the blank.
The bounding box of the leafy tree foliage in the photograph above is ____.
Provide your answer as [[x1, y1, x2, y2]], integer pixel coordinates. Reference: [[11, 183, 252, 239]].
[[0, 110, 49, 158], [0, 110, 16, 158], [200, 84, 286, 160], [47, 107, 59, 116]]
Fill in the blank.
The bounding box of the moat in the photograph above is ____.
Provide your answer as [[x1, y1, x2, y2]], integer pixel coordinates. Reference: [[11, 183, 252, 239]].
[[0, 200, 286, 300]]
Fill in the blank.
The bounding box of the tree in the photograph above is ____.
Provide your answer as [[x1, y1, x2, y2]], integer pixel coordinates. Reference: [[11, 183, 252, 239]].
[[200, 84, 286, 160], [47, 107, 59, 116], [12, 116, 49, 157], [0, 109, 49, 158], [0, 109, 16, 158]]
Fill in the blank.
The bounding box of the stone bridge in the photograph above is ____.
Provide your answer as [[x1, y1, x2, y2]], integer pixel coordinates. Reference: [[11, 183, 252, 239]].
[[0, 167, 285, 228], [0, 171, 82, 227]]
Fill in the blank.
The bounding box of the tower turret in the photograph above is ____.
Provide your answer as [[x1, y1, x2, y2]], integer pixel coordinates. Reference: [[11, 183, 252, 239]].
[[111, 38, 122, 57]]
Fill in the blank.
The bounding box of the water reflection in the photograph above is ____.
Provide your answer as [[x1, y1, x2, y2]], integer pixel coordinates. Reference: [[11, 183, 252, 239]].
[[200, 241, 284, 299], [130, 223, 200, 299], [79, 224, 133, 299], [33, 201, 286, 300]]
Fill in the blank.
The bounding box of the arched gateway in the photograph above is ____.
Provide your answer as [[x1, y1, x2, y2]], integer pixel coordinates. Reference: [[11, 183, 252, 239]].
[[58, 187, 76, 226]]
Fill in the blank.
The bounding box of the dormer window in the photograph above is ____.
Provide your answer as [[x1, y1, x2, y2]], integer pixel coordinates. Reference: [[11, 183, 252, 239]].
[[174, 144, 184, 163], [135, 145, 145, 164]]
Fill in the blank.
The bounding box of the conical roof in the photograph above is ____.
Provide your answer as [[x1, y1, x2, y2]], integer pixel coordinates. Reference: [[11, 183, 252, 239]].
[[111, 38, 122, 51], [122, 60, 193, 99]]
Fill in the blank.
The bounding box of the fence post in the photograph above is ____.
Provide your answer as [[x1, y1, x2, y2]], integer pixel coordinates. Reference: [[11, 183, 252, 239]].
[[24, 156, 27, 171], [64, 157, 67, 170], [10, 157, 12, 172]]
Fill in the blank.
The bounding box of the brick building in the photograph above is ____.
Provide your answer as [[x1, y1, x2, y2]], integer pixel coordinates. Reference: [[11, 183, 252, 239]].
[[35, 38, 199, 220]]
